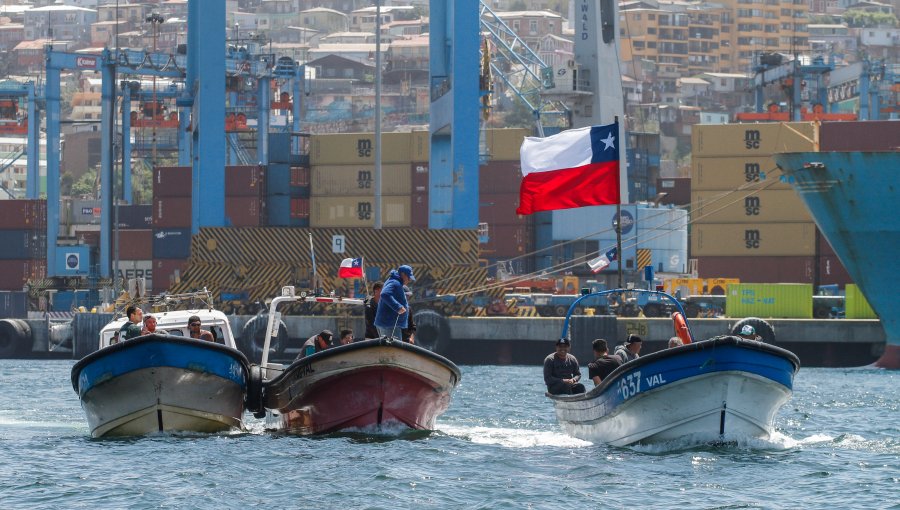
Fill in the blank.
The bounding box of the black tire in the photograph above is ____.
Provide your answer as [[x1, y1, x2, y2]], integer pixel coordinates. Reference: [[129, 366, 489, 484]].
[[413, 309, 449, 354], [731, 317, 776, 344], [642, 304, 662, 317], [554, 306, 567, 316], [621, 303, 639, 317], [684, 303, 701, 318], [240, 315, 288, 363], [245, 365, 265, 418], [813, 305, 831, 319], [0, 319, 31, 359]]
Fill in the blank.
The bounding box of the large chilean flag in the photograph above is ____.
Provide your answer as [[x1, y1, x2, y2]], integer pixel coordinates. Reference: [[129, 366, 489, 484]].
[[516, 123, 621, 215]]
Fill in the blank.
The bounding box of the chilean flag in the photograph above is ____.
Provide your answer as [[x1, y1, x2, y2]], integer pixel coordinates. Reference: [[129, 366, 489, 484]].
[[338, 257, 363, 278], [517, 122, 620, 215], [587, 247, 617, 273]]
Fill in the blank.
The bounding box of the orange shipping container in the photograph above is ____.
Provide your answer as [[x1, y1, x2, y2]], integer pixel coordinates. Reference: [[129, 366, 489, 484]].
[[310, 196, 411, 228], [691, 189, 812, 223], [691, 222, 816, 257]]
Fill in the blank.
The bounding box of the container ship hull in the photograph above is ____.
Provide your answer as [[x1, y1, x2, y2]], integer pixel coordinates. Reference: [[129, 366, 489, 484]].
[[775, 151, 900, 368]]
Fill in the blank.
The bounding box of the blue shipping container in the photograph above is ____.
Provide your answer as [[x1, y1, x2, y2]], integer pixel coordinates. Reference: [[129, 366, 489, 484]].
[[267, 163, 291, 196], [0, 291, 27, 319], [0, 230, 45, 260], [152, 228, 192, 259], [267, 194, 291, 226]]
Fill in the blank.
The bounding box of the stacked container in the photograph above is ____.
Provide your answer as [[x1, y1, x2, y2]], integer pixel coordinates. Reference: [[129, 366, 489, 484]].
[[151, 166, 192, 293], [690, 122, 851, 285], [0, 199, 47, 290]]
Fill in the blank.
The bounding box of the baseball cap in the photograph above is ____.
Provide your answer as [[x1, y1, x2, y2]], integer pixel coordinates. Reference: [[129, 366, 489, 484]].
[[625, 334, 643, 344], [320, 329, 333, 341], [740, 324, 756, 336], [556, 337, 571, 346], [398, 265, 416, 282]]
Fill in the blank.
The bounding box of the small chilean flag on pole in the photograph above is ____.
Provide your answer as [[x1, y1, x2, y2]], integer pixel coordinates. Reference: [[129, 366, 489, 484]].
[[516, 122, 620, 215], [338, 257, 363, 278]]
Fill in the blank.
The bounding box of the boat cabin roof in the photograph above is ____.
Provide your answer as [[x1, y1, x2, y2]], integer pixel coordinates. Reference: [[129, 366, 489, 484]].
[[98, 309, 236, 349]]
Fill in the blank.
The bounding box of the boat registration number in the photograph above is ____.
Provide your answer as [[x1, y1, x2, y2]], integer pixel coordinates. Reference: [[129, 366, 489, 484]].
[[618, 371, 668, 400]]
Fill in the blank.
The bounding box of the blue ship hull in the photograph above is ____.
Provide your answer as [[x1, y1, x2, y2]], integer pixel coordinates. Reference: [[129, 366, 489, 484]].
[[775, 151, 900, 368]]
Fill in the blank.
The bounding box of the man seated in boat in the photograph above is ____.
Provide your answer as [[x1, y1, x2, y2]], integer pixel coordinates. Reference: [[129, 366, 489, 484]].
[[668, 336, 684, 348], [374, 265, 415, 340], [587, 338, 621, 386], [141, 315, 158, 335], [338, 329, 354, 345], [737, 324, 760, 341], [297, 329, 333, 360], [187, 315, 215, 342], [364, 282, 383, 339], [614, 334, 643, 363], [543, 337, 586, 395], [119, 306, 144, 341]]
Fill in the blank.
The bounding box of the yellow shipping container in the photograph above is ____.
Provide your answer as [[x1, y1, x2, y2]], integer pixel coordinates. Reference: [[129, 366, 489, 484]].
[[691, 222, 816, 256], [726, 283, 812, 318], [691, 156, 793, 191], [692, 122, 816, 157], [845, 284, 877, 319], [410, 130, 429, 161], [691, 189, 812, 223], [311, 164, 411, 196], [484, 128, 530, 161], [310, 132, 412, 165], [310, 196, 411, 228]]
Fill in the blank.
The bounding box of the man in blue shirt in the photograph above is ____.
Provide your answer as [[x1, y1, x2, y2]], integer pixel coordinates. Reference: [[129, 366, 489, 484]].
[[374, 265, 415, 340]]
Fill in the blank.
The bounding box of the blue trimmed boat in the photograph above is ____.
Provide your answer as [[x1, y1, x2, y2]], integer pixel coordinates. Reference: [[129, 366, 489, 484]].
[[547, 290, 800, 446], [71, 306, 253, 438]]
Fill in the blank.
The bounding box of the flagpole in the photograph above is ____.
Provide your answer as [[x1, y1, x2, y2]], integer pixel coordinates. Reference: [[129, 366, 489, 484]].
[[309, 232, 318, 296], [361, 256, 369, 299], [614, 116, 623, 289]]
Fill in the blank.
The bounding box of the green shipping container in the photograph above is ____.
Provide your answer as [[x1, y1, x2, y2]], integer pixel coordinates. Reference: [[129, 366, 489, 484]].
[[844, 284, 877, 319], [726, 283, 812, 318]]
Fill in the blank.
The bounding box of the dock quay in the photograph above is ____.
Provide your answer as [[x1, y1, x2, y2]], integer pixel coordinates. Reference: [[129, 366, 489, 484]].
[[0, 315, 884, 368]]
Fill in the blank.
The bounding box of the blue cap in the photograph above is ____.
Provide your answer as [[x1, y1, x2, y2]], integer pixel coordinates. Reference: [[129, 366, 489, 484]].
[[740, 325, 756, 336], [398, 265, 415, 282]]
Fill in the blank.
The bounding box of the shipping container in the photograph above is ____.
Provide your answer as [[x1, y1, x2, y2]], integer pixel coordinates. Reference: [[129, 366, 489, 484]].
[[552, 205, 637, 241], [411, 192, 428, 228], [480, 161, 523, 194], [152, 197, 192, 228], [153, 166, 192, 197], [267, 194, 291, 226], [817, 254, 853, 286], [697, 256, 817, 283], [71, 199, 102, 225], [310, 196, 411, 228], [691, 156, 792, 191], [691, 222, 816, 257], [310, 132, 412, 165], [484, 128, 530, 161], [290, 197, 310, 219], [268, 132, 293, 163], [311, 164, 412, 196], [290, 166, 310, 187], [116, 229, 153, 260], [656, 178, 691, 206], [0, 229, 45, 260], [225, 165, 265, 197], [266, 163, 291, 196], [411, 162, 429, 193], [820, 120, 900, 151], [72, 226, 100, 247], [116, 204, 152, 229], [410, 130, 429, 161], [725, 283, 812, 318], [480, 193, 526, 226], [692, 122, 816, 157], [0, 259, 45, 290], [479, 223, 532, 259], [691, 189, 812, 223], [152, 228, 192, 259], [0, 199, 46, 229], [226, 196, 265, 227], [0, 291, 28, 319], [115, 260, 154, 289], [151, 259, 187, 293], [844, 283, 876, 319]]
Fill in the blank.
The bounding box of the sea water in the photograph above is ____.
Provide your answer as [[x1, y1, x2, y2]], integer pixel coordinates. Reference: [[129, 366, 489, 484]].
[[0, 361, 897, 509]]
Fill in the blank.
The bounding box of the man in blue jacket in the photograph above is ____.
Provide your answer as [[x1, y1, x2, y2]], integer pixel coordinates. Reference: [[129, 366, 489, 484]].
[[374, 265, 415, 340]]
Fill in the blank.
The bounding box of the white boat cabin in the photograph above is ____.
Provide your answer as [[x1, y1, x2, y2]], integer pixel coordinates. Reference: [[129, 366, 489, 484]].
[[98, 309, 237, 350]]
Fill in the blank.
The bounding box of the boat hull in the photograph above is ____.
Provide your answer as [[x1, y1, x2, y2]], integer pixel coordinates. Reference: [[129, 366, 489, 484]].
[[550, 337, 799, 446], [775, 151, 900, 368], [263, 339, 460, 435], [71, 335, 249, 438]]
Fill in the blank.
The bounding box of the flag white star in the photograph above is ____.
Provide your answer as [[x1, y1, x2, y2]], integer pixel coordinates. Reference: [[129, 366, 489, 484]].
[[601, 132, 616, 151]]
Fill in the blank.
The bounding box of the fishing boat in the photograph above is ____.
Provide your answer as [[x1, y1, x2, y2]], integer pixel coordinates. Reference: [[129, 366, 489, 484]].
[[775, 143, 900, 369], [256, 287, 460, 435], [71, 290, 254, 438], [548, 289, 800, 446]]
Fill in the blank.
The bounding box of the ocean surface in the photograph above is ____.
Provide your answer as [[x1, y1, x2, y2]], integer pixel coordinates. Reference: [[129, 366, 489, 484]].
[[0, 361, 897, 509]]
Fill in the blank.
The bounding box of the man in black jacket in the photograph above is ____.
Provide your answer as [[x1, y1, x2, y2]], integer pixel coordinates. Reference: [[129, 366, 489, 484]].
[[364, 282, 382, 339], [543, 337, 585, 395]]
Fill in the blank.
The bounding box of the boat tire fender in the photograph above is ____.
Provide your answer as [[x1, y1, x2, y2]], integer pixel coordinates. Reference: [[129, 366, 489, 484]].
[[672, 311, 693, 344], [731, 317, 776, 344], [246, 364, 265, 418], [0, 319, 32, 358], [413, 309, 449, 354], [240, 315, 288, 362]]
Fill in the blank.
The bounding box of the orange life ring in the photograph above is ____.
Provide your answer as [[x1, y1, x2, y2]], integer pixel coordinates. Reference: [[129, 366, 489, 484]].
[[672, 311, 693, 345]]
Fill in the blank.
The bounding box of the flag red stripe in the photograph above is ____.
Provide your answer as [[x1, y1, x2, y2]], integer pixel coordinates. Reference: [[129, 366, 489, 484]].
[[338, 267, 363, 278], [516, 161, 620, 215]]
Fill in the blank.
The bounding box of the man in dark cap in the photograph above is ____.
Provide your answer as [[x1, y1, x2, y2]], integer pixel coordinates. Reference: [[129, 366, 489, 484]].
[[543, 337, 585, 395], [374, 264, 415, 340], [614, 334, 643, 363], [298, 329, 333, 360]]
